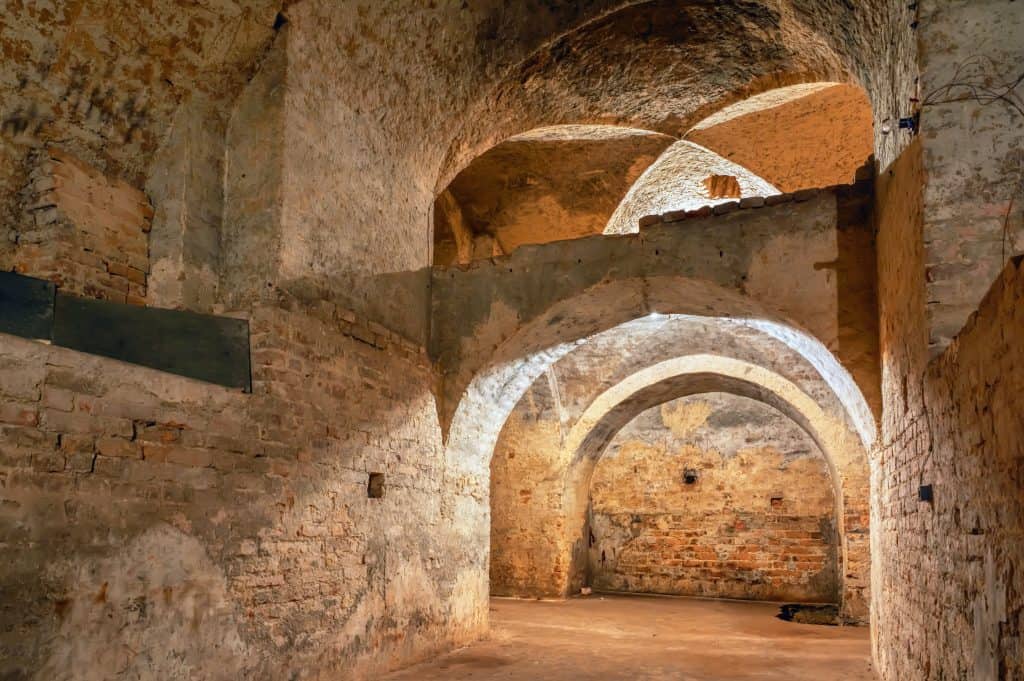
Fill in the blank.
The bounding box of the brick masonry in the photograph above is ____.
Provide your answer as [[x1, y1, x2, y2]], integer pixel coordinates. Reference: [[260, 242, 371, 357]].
[[2, 2, 1017, 679], [3, 148, 152, 305], [874, 137, 1023, 680], [487, 314, 872, 621], [917, 0, 1024, 353], [588, 393, 838, 604], [434, 182, 881, 436]]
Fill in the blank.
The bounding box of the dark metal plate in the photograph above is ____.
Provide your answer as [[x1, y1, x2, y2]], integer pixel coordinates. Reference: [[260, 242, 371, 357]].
[[0, 271, 55, 340], [52, 294, 251, 392]]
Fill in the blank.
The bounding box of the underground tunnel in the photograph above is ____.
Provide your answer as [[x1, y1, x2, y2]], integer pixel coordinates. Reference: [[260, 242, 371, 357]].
[[0, 2, 1021, 680]]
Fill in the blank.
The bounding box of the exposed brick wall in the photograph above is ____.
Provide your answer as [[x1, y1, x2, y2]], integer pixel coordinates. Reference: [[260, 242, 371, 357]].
[[488, 316, 872, 620], [589, 394, 838, 604], [874, 138, 1023, 679], [0, 297, 483, 679], [0, 2, 923, 677], [3, 148, 152, 304]]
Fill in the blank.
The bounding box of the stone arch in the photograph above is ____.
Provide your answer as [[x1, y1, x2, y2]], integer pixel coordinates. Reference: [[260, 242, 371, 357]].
[[443, 276, 876, 620], [555, 355, 869, 620], [432, 124, 676, 265], [602, 140, 781, 235], [441, 276, 875, 448], [433, 0, 906, 196], [683, 82, 876, 194], [602, 80, 875, 235]]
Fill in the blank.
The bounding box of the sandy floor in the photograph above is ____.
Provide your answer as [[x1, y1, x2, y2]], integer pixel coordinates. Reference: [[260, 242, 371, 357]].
[[384, 594, 876, 680]]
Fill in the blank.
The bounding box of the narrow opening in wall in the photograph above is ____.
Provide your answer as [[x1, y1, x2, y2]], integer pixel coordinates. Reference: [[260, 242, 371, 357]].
[[368, 472, 386, 499]]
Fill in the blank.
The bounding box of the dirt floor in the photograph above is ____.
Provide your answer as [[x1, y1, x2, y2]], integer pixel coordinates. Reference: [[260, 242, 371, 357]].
[[384, 594, 876, 680]]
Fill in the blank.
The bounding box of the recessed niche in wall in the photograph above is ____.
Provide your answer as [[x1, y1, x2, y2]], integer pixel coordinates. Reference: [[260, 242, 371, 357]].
[[368, 472, 386, 499]]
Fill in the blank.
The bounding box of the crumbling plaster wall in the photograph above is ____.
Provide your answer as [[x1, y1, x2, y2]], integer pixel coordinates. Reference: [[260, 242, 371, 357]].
[[589, 393, 838, 604], [0, 1, 282, 312], [222, 34, 287, 311], [434, 185, 881, 428], [433, 126, 673, 266], [2, 0, 916, 319], [0, 1, 917, 678], [869, 7, 1024, 674], [249, 0, 913, 335], [438, 0, 916, 190], [917, 0, 1024, 352], [873, 137, 1023, 679], [438, 82, 876, 263]]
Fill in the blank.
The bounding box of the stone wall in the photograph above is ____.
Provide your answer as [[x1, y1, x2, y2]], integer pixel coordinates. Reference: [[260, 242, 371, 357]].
[[918, 0, 1024, 352], [588, 393, 838, 603], [0, 298, 482, 680], [488, 383, 572, 598], [873, 137, 1023, 679]]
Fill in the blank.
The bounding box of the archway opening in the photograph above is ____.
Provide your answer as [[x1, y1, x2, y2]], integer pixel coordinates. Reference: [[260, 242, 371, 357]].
[[433, 81, 873, 265], [468, 293, 874, 626], [432, 124, 673, 266]]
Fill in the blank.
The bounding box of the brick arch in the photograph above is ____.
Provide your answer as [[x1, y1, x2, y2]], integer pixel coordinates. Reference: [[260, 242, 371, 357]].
[[432, 0, 902, 196], [440, 276, 875, 450], [442, 276, 875, 619], [556, 355, 869, 621]]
